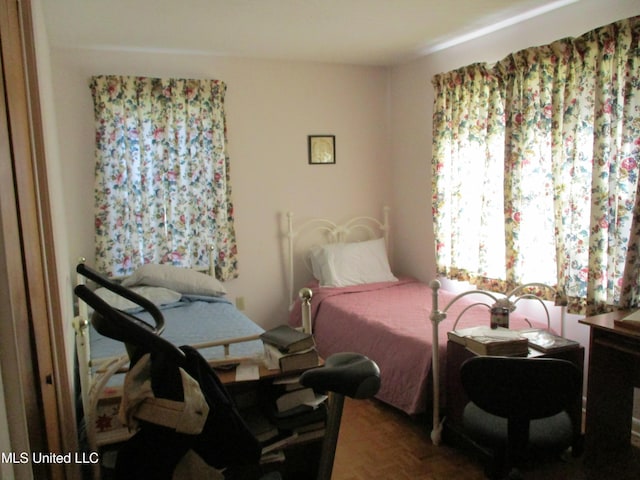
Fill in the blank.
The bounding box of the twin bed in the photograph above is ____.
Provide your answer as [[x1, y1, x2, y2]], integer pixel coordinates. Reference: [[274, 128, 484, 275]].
[[285, 207, 561, 444], [73, 259, 265, 457], [74, 207, 562, 465]]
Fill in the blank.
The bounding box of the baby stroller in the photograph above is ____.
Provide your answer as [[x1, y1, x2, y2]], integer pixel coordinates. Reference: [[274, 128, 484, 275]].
[[75, 263, 381, 480]]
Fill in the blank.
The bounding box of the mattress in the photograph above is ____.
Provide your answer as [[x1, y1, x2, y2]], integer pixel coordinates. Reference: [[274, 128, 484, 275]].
[[290, 278, 550, 415], [89, 294, 265, 364]]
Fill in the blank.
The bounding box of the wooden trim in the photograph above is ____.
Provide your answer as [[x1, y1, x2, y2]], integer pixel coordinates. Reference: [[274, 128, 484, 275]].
[[0, 22, 37, 480], [18, 0, 80, 473], [0, 2, 49, 477], [0, 0, 78, 478]]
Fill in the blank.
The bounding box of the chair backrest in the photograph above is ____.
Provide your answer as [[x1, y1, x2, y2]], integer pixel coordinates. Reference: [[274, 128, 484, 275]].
[[460, 356, 581, 421]]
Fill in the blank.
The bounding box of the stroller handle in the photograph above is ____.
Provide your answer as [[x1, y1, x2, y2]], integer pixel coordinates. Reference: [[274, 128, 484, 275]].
[[74, 263, 186, 363]]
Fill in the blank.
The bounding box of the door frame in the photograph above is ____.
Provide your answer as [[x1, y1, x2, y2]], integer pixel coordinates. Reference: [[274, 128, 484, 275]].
[[0, 0, 78, 478]]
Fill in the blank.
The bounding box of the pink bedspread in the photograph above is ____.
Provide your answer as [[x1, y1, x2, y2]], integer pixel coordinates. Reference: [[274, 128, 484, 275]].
[[289, 278, 546, 416]]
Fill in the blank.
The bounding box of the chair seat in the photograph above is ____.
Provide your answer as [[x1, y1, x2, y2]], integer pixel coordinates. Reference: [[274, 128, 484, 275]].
[[463, 402, 573, 452]]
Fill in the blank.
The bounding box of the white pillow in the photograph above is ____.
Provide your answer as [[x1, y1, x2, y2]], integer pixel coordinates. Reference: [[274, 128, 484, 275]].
[[308, 238, 397, 287], [121, 264, 227, 296], [308, 245, 326, 282], [94, 286, 182, 311]]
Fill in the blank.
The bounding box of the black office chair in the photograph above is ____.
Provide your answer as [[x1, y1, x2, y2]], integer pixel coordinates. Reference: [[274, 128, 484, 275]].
[[459, 355, 582, 479], [75, 263, 380, 479]]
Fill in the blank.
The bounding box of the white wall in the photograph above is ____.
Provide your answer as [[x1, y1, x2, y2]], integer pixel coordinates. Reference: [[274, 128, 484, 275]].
[[49, 49, 392, 330]]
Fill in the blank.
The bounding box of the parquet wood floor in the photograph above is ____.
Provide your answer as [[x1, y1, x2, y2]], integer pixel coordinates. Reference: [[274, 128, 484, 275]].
[[331, 397, 640, 480], [331, 398, 484, 480]]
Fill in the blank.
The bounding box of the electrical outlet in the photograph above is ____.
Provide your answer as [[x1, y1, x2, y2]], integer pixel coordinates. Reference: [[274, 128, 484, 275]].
[[235, 296, 245, 311]]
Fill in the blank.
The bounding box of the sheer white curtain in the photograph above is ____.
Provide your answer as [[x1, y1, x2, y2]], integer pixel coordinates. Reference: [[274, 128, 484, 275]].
[[431, 63, 508, 288]]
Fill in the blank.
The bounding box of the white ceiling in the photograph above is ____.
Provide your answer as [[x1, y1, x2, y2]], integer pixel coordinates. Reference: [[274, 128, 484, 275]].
[[41, 0, 579, 66]]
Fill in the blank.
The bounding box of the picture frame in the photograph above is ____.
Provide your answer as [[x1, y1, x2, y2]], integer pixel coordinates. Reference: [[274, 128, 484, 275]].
[[308, 135, 335, 164]]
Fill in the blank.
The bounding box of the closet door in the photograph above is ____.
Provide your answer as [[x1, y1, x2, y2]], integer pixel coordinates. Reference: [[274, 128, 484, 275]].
[[0, 1, 76, 479]]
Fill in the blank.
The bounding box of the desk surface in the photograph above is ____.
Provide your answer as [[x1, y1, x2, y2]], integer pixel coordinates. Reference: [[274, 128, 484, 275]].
[[217, 360, 322, 385], [579, 310, 640, 338]]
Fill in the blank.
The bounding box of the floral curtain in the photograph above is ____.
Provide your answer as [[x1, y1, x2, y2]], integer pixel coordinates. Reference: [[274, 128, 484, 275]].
[[431, 64, 507, 288], [90, 76, 238, 279], [557, 18, 639, 313], [432, 16, 640, 314]]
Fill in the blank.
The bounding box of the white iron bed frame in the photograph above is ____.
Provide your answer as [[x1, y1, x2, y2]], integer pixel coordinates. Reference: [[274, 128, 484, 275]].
[[72, 252, 263, 466], [286, 206, 390, 335], [427, 280, 565, 445], [287, 207, 567, 446]]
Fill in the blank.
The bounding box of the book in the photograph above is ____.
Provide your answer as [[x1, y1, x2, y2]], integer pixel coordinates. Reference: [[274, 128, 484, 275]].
[[280, 348, 320, 373], [447, 326, 529, 356], [272, 375, 303, 391], [259, 449, 285, 465], [464, 335, 529, 356], [293, 420, 325, 434], [263, 343, 320, 373], [614, 310, 640, 333], [276, 387, 316, 413], [259, 428, 325, 464], [276, 387, 328, 413], [268, 402, 327, 430], [291, 427, 325, 445], [241, 406, 279, 442], [519, 329, 580, 353], [260, 325, 315, 353], [261, 430, 299, 454]]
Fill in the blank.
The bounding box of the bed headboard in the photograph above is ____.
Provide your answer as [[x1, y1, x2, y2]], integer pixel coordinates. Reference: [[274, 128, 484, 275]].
[[285, 206, 391, 307]]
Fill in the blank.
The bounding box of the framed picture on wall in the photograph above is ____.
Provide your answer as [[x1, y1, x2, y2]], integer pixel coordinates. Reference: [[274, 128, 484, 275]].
[[308, 135, 335, 164]]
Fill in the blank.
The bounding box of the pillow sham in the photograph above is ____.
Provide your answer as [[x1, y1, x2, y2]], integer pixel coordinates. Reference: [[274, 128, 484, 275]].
[[94, 286, 182, 312], [308, 237, 397, 288], [121, 264, 227, 297]]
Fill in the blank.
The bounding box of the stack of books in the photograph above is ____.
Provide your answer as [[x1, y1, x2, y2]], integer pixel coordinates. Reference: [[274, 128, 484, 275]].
[[448, 325, 581, 356], [260, 325, 320, 373], [265, 375, 327, 449], [241, 374, 327, 464], [243, 325, 325, 463], [447, 326, 529, 356]]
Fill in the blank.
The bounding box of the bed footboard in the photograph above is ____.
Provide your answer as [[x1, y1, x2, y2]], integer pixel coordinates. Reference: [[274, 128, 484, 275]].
[[428, 278, 565, 447], [428, 280, 447, 445]]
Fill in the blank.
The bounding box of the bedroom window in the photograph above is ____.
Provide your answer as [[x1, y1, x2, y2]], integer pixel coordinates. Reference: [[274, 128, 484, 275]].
[[90, 76, 238, 279], [432, 16, 640, 315]]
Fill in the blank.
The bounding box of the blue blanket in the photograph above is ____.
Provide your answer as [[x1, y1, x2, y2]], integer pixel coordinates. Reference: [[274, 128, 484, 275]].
[[89, 295, 265, 363]]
